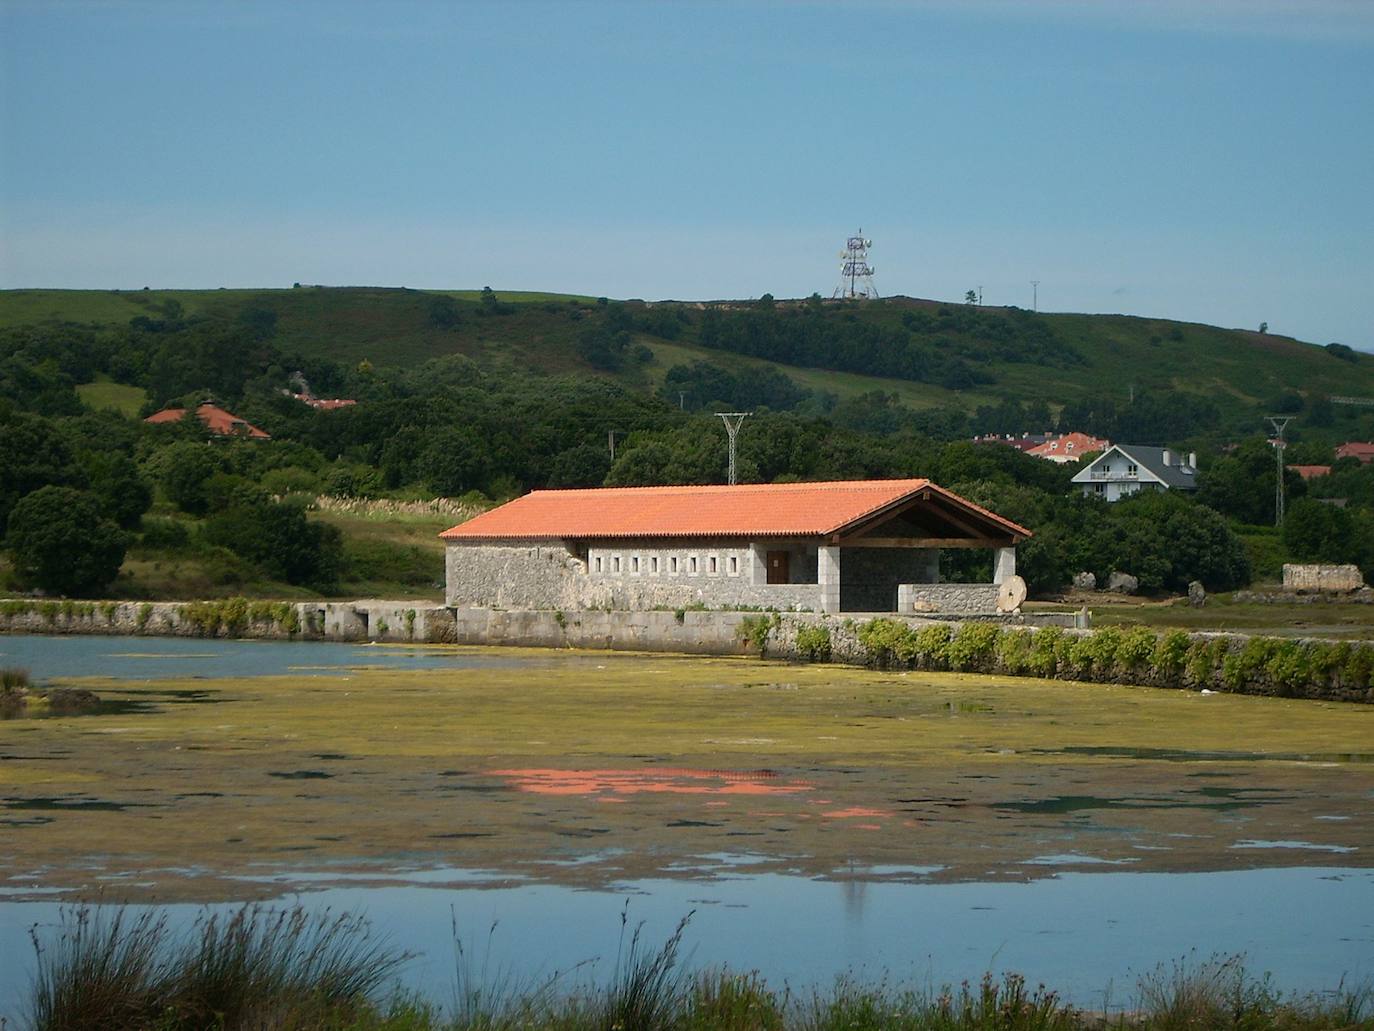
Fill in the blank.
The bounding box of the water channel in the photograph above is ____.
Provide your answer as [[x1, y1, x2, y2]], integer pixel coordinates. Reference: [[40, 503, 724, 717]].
[[1, 635, 1372, 1018]]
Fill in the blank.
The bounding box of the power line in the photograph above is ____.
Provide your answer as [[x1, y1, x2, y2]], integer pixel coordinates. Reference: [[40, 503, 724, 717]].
[[715, 412, 751, 486], [1266, 415, 1292, 526]]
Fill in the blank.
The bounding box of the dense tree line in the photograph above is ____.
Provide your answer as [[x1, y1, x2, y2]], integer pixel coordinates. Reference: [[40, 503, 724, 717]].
[[4, 304, 1370, 598]]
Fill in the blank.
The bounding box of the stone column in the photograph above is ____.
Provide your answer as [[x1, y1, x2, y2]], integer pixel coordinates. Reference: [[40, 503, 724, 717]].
[[993, 547, 1017, 585], [748, 543, 768, 586], [818, 545, 841, 613]]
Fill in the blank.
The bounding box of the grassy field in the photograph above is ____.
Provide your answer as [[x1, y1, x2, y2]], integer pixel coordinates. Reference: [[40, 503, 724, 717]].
[[7, 287, 1373, 420], [3, 650, 1371, 901], [1032, 593, 1374, 640], [74, 375, 147, 416]]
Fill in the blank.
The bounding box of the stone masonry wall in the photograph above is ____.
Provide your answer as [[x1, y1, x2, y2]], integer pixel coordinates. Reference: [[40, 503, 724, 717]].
[[446, 544, 821, 612], [1283, 564, 1366, 592], [896, 583, 1001, 615]]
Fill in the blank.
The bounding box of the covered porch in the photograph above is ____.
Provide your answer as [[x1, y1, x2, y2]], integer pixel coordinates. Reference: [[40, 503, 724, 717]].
[[803, 483, 1025, 614]]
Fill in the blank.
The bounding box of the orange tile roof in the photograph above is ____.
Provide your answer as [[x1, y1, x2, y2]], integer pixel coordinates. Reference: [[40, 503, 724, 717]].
[[1336, 442, 1374, 463], [144, 403, 270, 439], [1026, 432, 1111, 461], [440, 479, 1031, 542], [1287, 464, 1332, 480]]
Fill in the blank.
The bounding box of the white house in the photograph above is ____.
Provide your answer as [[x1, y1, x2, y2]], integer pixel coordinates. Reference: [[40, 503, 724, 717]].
[[1070, 445, 1199, 501]]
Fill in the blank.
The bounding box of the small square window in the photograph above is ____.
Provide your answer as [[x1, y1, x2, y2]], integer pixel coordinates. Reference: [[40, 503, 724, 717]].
[[690, 556, 698, 574], [729, 556, 738, 574], [613, 556, 621, 573], [595, 557, 603, 572], [631, 556, 639, 573], [709, 556, 718, 574], [670, 556, 678, 573], [650, 556, 658, 573]]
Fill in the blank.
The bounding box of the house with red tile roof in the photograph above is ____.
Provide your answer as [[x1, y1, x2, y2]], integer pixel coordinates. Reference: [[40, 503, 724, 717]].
[[1026, 432, 1111, 464], [1288, 464, 1332, 481], [439, 479, 1031, 615], [144, 402, 270, 439], [1336, 442, 1374, 464]]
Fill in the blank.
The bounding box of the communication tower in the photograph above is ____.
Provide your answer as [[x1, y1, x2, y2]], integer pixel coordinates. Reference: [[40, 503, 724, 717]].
[[833, 230, 878, 300]]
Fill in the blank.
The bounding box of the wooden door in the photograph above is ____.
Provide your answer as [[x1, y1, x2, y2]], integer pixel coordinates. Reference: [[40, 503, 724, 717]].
[[766, 550, 790, 584]]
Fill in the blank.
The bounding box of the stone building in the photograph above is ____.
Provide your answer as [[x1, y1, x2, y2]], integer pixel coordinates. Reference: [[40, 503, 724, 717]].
[[440, 479, 1031, 615]]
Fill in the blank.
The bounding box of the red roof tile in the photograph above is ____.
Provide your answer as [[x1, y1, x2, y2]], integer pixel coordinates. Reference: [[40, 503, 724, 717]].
[[1287, 464, 1332, 480], [440, 479, 1031, 542], [1027, 432, 1111, 461], [145, 403, 270, 439], [1336, 442, 1374, 463]]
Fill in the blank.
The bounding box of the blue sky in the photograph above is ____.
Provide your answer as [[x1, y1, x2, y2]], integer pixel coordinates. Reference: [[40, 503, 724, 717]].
[[2, 0, 1372, 349]]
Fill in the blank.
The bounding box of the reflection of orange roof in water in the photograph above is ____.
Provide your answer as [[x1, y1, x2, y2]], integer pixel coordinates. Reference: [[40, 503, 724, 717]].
[[489, 768, 813, 797]]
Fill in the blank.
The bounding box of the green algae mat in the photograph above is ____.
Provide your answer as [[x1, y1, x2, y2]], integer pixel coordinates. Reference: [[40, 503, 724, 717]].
[[3, 648, 1372, 900]]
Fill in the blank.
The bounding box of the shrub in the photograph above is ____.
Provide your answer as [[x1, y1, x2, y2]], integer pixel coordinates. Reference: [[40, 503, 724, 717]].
[[995, 629, 1035, 675], [739, 613, 780, 655], [908, 623, 953, 668], [1027, 626, 1062, 677], [947, 622, 1001, 672], [1185, 638, 1227, 689], [1117, 626, 1157, 675], [1152, 630, 1191, 679], [1070, 626, 1123, 679], [795, 624, 832, 663], [856, 618, 912, 668]]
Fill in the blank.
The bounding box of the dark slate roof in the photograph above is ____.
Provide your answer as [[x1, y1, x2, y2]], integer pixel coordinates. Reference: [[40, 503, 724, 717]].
[[1110, 445, 1199, 488]]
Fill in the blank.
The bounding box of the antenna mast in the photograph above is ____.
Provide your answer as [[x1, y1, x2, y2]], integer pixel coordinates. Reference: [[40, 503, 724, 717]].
[[1266, 415, 1292, 526], [833, 229, 878, 300], [715, 412, 751, 485]]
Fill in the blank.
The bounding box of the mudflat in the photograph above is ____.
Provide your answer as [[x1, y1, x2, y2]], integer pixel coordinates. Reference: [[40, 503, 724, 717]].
[[2, 648, 1371, 900]]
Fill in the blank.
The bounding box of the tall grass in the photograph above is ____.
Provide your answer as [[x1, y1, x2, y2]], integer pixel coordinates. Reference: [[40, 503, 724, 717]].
[[21, 909, 1374, 1031], [28, 904, 410, 1031]]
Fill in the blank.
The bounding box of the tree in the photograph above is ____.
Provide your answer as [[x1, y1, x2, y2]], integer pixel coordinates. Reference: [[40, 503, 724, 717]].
[[5, 486, 127, 595], [1259, 321, 1268, 334], [203, 498, 342, 587], [83, 452, 152, 529], [416, 426, 490, 495], [0, 411, 87, 529], [147, 442, 221, 515], [546, 443, 612, 487], [965, 290, 978, 304], [1283, 498, 1353, 563], [1196, 438, 1304, 525]]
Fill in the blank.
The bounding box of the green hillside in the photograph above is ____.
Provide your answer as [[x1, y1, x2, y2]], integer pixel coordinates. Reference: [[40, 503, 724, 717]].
[[3, 286, 1368, 428]]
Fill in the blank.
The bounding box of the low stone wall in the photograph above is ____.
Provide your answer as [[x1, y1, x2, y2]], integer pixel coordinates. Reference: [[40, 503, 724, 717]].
[[4, 599, 1368, 704], [897, 583, 1000, 615], [0, 599, 453, 643], [1282, 564, 1366, 592]]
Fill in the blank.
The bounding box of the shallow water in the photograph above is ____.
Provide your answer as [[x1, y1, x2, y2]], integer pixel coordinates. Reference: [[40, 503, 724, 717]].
[[2, 866, 1372, 1018], [0, 634, 593, 680], [3, 634, 1373, 1018]]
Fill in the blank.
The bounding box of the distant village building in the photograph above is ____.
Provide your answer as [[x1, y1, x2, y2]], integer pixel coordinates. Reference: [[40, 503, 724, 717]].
[[1288, 464, 1332, 481], [1336, 442, 1374, 464], [972, 432, 1051, 453], [973, 431, 1110, 463], [289, 393, 357, 411], [440, 479, 1031, 615], [1070, 445, 1198, 501], [1025, 432, 1111, 464], [144, 402, 270, 439]]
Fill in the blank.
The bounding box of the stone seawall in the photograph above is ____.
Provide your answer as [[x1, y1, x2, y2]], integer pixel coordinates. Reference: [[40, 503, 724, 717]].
[[3, 599, 1366, 703]]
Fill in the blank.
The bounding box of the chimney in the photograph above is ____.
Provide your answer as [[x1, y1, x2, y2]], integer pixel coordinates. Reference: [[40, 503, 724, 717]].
[[1188, 451, 1197, 469], [1162, 448, 1173, 466]]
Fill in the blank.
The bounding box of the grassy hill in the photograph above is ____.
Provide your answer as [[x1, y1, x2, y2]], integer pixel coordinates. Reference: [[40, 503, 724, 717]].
[[3, 286, 1373, 424]]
